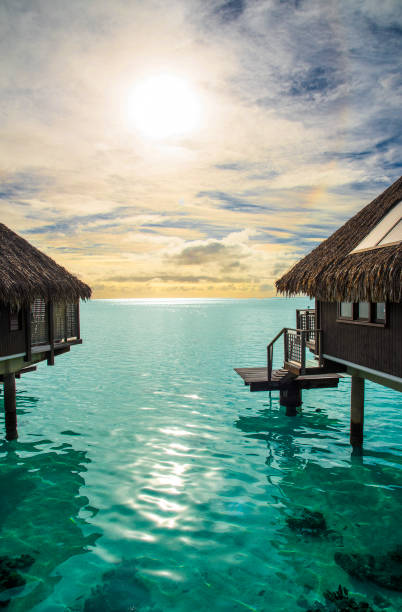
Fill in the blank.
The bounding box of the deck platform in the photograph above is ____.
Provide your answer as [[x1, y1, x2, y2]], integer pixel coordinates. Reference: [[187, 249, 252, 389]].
[[235, 367, 341, 392]]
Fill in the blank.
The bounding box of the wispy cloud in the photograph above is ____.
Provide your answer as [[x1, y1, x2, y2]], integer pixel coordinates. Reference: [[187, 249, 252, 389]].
[[196, 190, 268, 212]]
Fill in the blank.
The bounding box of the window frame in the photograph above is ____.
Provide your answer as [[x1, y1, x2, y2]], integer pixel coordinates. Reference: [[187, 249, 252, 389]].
[[337, 302, 387, 327]]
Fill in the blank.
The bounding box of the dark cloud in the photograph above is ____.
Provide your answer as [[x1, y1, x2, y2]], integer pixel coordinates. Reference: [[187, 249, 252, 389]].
[[289, 66, 339, 97], [23, 207, 136, 235], [220, 260, 246, 273], [196, 190, 267, 212], [48, 244, 105, 254], [364, 19, 402, 60], [215, 0, 246, 24], [170, 241, 228, 265], [278, 0, 304, 9], [214, 162, 249, 171], [322, 132, 402, 176], [146, 218, 237, 239], [0, 171, 52, 202], [327, 179, 392, 198]]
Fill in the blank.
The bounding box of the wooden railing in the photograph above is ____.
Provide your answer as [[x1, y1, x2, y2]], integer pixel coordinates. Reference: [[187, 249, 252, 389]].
[[31, 299, 49, 346], [267, 324, 322, 381], [296, 308, 316, 346], [267, 328, 286, 382], [31, 299, 79, 347], [285, 329, 305, 368]]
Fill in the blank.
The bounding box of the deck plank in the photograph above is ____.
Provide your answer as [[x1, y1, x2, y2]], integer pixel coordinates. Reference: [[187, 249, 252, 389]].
[[235, 366, 341, 392]]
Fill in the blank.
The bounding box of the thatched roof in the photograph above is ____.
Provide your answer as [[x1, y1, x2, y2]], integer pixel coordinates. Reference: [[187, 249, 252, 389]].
[[0, 224, 91, 306], [276, 176, 402, 303]]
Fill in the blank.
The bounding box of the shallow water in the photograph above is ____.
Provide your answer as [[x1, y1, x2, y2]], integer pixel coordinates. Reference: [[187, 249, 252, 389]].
[[0, 298, 401, 611]]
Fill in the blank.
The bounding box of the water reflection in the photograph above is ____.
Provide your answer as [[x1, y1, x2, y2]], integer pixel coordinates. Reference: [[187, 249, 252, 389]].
[[0, 439, 100, 610], [235, 403, 402, 611]]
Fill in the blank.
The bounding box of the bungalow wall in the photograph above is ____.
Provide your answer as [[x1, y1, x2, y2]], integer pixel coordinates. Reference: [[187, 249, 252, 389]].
[[320, 302, 402, 378], [0, 300, 80, 361], [0, 304, 27, 358]]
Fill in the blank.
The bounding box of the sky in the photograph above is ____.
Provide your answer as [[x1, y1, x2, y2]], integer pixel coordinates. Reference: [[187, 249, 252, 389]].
[[1, 0, 401, 299]]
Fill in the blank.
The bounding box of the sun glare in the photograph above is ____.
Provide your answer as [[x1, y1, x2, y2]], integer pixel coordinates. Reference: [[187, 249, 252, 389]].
[[127, 74, 201, 140]]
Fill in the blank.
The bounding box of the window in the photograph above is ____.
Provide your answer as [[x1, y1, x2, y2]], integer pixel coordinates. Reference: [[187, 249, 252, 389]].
[[375, 302, 386, 323], [350, 200, 402, 253], [357, 302, 370, 320], [340, 302, 353, 319], [337, 302, 387, 326], [9, 308, 22, 331], [378, 218, 402, 246]]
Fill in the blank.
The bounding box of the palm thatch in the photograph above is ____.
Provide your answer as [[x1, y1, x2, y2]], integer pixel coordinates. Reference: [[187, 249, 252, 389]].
[[276, 176, 402, 303], [0, 223, 91, 306]]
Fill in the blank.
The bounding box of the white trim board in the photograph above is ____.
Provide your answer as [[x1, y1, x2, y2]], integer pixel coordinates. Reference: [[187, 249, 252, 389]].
[[323, 354, 402, 385], [0, 352, 25, 362]]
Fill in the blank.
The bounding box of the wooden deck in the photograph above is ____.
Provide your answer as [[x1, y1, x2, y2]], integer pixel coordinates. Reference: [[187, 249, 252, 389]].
[[235, 367, 341, 392]]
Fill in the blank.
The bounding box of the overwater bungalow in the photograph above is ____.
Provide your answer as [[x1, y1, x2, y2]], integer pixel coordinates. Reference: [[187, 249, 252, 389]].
[[236, 176, 402, 447], [0, 223, 91, 440]]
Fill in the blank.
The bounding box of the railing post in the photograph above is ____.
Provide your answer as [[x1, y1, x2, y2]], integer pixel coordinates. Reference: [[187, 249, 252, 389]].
[[266, 328, 287, 382], [301, 330, 306, 373], [267, 345, 272, 382], [284, 330, 288, 364], [317, 330, 323, 367]]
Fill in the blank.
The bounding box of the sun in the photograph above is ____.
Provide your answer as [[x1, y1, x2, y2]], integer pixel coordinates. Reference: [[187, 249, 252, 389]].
[[127, 74, 201, 140]]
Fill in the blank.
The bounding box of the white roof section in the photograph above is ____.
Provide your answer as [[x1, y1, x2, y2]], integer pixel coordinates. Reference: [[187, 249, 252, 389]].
[[350, 200, 402, 253]]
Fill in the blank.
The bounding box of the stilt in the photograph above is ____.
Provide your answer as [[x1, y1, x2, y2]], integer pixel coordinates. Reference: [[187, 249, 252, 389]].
[[3, 373, 18, 441], [350, 375, 364, 447], [280, 382, 302, 416]]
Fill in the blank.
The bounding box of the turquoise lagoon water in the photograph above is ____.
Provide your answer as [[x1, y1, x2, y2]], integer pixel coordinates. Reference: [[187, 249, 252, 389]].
[[0, 298, 401, 612]]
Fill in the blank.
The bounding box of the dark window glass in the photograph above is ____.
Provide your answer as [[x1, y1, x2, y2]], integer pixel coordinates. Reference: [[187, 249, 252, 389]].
[[340, 302, 353, 318], [358, 302, 370, 320], [10, 309, 22, 331], [375, 302, 386, 322]]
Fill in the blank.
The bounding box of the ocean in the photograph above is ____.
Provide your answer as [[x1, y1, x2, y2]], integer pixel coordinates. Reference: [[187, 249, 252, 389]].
[[0, 298, 401, 611]]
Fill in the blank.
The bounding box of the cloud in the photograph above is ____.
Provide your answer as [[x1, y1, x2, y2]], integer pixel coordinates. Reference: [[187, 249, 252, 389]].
[[103, 273, 245, 284], [0, 171, 52, 202], [214, 0, 246, 23], [1, 0, 401, 297], [170, 241, 229, 265], [145, 217, 237, 240], [23, 208, 132, 235], [288, 65, 340, 98], [196, 190, 267, 212]]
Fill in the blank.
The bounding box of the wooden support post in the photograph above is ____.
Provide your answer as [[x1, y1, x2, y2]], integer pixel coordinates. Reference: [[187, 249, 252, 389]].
[[76, 300, 80, 340], [280, 381, 302, 416], [3, 373, 18, 441], [350, 375, 364, 447], [24, 305, 32, 362], [47, 301, 55, 366]]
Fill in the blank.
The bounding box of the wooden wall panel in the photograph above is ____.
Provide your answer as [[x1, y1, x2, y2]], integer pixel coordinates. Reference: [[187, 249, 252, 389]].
[[0, 305, 27, 358], [321, 302, 402, 378]]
